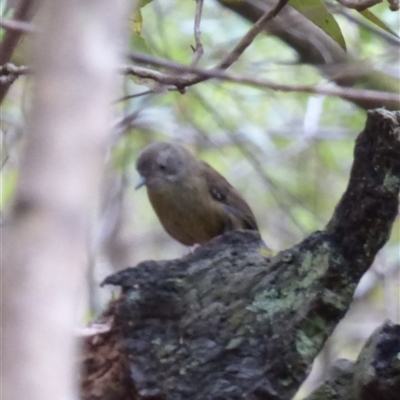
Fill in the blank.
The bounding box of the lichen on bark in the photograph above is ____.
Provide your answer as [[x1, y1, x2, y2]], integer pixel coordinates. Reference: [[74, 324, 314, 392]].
[[81, 109, 400, 400]]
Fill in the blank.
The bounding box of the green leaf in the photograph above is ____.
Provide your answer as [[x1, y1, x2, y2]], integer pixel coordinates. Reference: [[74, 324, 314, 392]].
[[132, 9, 143, 34], [359, 9, 399, 37], [131, 0, 154, 34], [289, 0, 346, 50], [1, 169, 18, 209]]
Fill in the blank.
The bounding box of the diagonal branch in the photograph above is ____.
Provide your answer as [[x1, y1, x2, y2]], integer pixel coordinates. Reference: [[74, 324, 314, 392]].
[[217, 0, 289, 70], [123, 55, 400, 108], [127, 0, 289, 96], [81, 109, 400, 400]]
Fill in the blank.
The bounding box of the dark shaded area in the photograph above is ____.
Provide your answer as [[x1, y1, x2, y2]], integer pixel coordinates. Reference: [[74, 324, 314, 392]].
[[80, 322, 136, 400], [305, 321, 400, 400], [80, 109, 400, 400]]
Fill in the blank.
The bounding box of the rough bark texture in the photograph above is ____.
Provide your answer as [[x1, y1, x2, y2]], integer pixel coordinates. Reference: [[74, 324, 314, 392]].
[[80, 109, 400, 400], [305, 321, 400, 400]]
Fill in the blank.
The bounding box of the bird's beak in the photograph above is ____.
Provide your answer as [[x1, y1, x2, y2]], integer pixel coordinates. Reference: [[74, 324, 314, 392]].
[[135, 175, 147, 190]]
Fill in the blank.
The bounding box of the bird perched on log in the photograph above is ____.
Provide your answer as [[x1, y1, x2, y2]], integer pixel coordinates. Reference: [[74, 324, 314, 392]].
[[135, 142, 259, 246]]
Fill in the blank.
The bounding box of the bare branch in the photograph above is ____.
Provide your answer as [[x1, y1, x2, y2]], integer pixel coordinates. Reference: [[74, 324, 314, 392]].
[[123, 55, 400, 107], [0, 63, 31, 85], [0, 0, 38, 104], [328, 2, 400, 46], [218, 0, 289, 70], [120, 64, 182, 85], [115, 90, 154, 103], [184, 0, 289, 88], [0, 18, 36, 33], [337, 0, 399, 10], [191, 0, 204, 66], [129, 0, 289, 94], [337, 0, 382, 11]]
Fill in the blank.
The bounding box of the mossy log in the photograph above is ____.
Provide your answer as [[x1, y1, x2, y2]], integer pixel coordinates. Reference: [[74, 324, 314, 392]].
[[81, 109, 400, 400]]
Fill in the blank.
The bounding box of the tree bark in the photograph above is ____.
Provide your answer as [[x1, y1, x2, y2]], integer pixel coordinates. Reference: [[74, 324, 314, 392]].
[[305, 321, 400, 400], [81, 109, 400, 400], [2, 1, 129, 399]]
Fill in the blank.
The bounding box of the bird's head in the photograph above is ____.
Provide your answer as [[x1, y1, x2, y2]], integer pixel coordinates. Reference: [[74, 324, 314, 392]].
[[136, 142, 192, 190]]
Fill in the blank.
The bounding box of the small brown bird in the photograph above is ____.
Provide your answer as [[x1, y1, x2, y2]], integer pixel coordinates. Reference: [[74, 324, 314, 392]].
[[135, 142, 258, 246]]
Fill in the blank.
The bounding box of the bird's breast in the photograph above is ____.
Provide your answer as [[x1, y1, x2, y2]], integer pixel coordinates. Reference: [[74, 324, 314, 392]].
[[147, 181, 227, 245]]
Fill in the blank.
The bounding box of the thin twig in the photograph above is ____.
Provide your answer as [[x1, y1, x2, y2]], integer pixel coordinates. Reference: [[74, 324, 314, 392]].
[[190, 87, 318, 234], [125, 0, 288, 96], [327, 2, 400, 46], [191, 0, 204, 66], [123, 56, 400, 106], [0, 63, 31, 76], [217, 0, 290, 70], [120, 64, 184, 85], [0, 0, 37, 105], [0, 18, 36, 33], [0, 64, 31, 85], [185, 0, 289, 88], [337, 0, 382, 11], [115, 90, 155, 103], [0, 0, 37, 65], [112, 88, 159, 136], [0, 75, 19, 86]]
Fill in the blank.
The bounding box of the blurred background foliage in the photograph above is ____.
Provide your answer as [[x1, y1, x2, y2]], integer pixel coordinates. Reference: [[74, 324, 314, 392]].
[[1, 0, 399, 398]]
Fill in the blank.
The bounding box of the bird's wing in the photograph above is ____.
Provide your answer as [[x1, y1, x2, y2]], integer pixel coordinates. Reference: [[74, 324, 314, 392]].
[[200, 161, 259, 231]]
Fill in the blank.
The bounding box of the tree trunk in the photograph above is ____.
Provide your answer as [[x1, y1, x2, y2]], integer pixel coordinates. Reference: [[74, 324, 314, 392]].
[[3, 1, 129, 399], [80, 109, 400, 400]]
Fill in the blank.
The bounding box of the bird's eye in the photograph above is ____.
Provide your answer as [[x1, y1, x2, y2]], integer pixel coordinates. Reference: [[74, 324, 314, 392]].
[[159, 163, 167, 171]]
